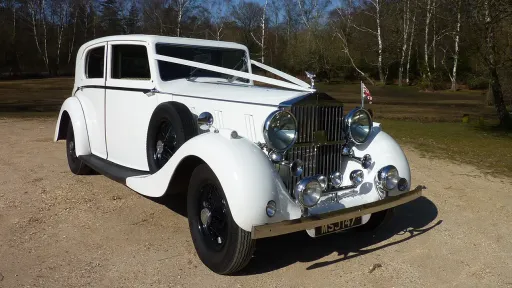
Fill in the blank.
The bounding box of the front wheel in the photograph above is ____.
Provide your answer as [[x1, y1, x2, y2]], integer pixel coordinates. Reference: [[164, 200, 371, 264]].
[[354, 208, 394, 234], [187, 164, 255, 275], [66, 123, 93, 175]]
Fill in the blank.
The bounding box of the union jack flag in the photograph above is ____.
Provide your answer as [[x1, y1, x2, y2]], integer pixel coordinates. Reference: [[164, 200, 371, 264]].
[[362, 83, 373, 104]]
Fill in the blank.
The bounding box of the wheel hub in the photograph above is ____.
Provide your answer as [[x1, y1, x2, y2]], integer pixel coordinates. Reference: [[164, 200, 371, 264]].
[[69, 140, 75, 156], [155, 140, 164, 158], [200, 208, 211, 226]]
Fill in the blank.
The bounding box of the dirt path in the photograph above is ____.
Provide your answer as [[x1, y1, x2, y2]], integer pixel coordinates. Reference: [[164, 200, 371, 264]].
[[0, 118, 511, 288]]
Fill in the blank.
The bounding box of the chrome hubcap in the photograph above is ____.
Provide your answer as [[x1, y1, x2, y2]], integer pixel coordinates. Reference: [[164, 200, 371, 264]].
[[155, 140, 164, 159], [200, 208, 211, 226]]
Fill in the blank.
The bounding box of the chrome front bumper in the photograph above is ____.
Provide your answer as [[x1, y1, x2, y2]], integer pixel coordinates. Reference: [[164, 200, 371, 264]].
[[251, 186, 424, 239]]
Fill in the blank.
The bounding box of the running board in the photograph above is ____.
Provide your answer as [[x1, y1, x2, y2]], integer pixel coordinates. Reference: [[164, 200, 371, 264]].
[[79, 155, 149, 184]]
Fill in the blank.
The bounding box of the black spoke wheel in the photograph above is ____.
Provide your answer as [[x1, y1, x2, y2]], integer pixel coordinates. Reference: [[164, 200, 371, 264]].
[[146, 102, 198, 173], [197, 183, 228, 251], [187, 164, 255, 275], [153, 120, 178, 168], [66, 123, 93, 175]]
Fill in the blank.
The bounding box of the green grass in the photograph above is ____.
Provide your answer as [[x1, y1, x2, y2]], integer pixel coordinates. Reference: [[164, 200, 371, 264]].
[[382, 119, 512, 177], [0, 77, 73, 113]]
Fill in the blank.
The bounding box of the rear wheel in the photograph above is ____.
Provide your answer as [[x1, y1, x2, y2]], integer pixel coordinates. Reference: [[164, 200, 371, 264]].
[[187, 164, 255, 275], [66, 123, 93, 175]]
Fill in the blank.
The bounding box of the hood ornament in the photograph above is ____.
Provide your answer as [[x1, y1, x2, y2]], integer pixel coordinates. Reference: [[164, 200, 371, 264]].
[[305, 71, 316, 89]]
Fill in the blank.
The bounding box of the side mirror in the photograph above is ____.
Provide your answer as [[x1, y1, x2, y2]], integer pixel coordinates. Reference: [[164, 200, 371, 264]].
[[197, 112, 214, 131]]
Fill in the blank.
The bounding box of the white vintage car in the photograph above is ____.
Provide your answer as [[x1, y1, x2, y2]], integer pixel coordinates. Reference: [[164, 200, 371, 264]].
[[54, 35, 423, 274]]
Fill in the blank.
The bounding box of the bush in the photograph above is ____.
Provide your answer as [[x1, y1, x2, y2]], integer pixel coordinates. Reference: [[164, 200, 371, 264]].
[[468, 76, 489, 90], [417, 76, 447, 91]]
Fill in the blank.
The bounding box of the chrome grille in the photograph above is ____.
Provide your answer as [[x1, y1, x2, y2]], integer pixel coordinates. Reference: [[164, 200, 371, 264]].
[[283, 104, 345, 196], [292, 105, 344, 143]]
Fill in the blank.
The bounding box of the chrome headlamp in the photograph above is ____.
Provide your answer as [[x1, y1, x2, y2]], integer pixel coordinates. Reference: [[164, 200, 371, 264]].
[[263, 110, 298, 152], [377, 165, 400, 191], [344, 108, 373, 144], [294, 177, 322, 207]]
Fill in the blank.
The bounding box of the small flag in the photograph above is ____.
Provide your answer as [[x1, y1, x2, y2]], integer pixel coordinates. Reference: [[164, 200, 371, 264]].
[[362, 83, 373, 104]]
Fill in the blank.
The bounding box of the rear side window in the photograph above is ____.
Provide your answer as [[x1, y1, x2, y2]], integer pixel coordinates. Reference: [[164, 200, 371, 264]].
[[111, 45, 151, 80], [86, 46, 105, 78]]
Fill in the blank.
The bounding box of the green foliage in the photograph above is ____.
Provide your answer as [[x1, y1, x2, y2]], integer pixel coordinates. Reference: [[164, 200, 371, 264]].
[[468, 76, 489, 90]]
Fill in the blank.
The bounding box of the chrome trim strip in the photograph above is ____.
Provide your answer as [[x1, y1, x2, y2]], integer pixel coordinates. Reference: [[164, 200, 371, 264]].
[[170, 92, 280, 108], [251, 186, 424, 239]]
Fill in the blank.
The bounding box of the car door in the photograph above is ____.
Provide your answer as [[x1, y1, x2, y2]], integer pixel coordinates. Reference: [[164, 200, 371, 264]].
[[76, 43, 108, 159], [105, 41, 158, 171]]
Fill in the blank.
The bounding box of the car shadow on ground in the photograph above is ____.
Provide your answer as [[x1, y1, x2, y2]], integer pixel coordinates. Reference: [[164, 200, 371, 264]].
[[237, 196, 440, 275], [149, 192, 440, 275]]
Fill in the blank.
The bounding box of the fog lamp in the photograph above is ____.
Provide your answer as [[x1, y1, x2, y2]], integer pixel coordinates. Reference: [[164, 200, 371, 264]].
[[290, 159, 304, 177], [397, 178, 408, 191], [350, 170, 364, 186], [266, 200, 277, 217], [361, 154, 372, 169], [329, 171, 343, 188], [294, 177, 322, 207], [316, 175, 328, 190], [377, 165, 400, 191]]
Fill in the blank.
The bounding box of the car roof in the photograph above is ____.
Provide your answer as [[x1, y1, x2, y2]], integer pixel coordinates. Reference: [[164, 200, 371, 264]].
[[82, 35, 248, 51]]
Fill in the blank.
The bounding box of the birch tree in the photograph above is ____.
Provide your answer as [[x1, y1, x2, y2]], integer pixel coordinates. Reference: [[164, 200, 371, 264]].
[[206, 0, 231, 40], [399, 0, 411, 86], [171, 0, 197, 37], [331, 0, 375, 85], [423, 0, 433, 79], [406, 0, 417, 84], [441, 0, 461, 91], [28, 0, 50, 73], [342, 0, 385, 84], [251, 0, 267, 63]]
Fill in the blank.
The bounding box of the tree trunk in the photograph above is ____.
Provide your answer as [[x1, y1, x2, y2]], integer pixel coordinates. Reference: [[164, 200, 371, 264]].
[[406, 2, 417, 85], [485, 0, 512, 128], [424, 0, 432, 80], [399, 0, 410, 87], [376, 0, 384, 84], [432, 0, 436, 70], [451, 0, 461, 91]]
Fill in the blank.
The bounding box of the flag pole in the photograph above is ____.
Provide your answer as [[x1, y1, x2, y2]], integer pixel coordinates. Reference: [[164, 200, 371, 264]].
[[361, 81, 364, 108]]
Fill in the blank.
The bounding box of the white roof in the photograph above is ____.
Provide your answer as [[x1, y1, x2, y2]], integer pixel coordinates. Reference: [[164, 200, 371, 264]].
[[81, 34, 248, 50]]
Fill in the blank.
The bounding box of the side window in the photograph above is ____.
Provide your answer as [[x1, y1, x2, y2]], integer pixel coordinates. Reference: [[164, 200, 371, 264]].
[[111, 45, 151, 80], [86, 46, 105, 79]]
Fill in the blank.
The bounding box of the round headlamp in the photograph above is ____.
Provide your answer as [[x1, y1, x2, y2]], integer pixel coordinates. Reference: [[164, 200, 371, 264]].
[[263, 110, 298, 152], [344, 108, 373, 144], [294, 177, 322, 207], [377, 165, 400, 191]]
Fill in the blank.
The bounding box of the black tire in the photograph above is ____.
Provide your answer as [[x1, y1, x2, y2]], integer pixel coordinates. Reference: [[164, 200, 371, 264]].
[[66, 123, 93, 175], [146, 102, 197, 173], [354, 208, 395, 233], [187, 164, 255, 275]]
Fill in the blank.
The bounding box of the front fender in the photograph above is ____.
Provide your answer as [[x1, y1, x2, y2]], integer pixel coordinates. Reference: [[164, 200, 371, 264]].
[[54, 97, 91, 157], [126, 129, 301, 232], [352, 123, 411, 197]]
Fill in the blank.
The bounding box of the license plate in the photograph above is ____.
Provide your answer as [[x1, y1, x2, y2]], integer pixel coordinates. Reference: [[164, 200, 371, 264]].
[[315, 217, 363, 236]]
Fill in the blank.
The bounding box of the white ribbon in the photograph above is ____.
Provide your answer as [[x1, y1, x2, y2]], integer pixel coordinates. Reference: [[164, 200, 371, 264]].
[[154, 54, 315, 93]]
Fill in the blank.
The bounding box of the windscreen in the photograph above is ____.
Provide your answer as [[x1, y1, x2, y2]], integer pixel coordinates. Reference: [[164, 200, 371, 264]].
[[155, 43, 249, 82]]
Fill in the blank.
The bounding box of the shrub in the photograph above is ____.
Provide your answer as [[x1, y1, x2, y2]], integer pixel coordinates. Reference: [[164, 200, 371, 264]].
[[468, 76, 489, 90]]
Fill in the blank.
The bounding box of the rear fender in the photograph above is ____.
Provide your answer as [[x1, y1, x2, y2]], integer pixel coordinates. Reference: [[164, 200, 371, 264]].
[[54, 97, 91, 157], [126, 129, 301, 232]]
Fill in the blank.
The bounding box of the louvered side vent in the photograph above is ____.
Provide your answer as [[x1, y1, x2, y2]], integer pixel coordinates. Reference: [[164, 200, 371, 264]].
[[283, 105, 344, 196]]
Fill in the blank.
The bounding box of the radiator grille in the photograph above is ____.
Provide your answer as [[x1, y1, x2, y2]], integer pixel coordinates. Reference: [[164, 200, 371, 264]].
[[283, 104, 345, 196]]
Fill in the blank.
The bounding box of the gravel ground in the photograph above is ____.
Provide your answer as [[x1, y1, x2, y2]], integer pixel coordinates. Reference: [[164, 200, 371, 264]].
[[0, 118, 511, 288]]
